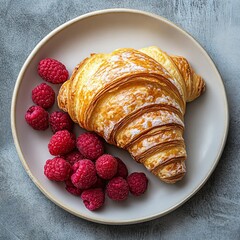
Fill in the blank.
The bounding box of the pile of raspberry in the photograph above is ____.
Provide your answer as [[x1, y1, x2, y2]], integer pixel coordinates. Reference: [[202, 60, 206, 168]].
[[45, 132, 149, 211], [25, 58, 71, 131], [25, 58, 149, 211]]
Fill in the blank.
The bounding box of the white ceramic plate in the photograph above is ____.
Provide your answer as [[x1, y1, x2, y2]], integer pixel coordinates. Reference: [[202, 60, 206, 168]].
[[11, 9, 229, 225]]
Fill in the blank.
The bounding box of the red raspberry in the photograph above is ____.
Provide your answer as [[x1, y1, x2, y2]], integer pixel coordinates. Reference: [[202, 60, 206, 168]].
[[81, 188, 105, 211], [48, 130, 76, 156], [127, 172, 148, 196], [32, 83, 55, 109], [95, 154, 118, 180], [49, 111, 74, 133], [72, 161, 105, 189], [44, 157, 71, 181], [62, 150, 84, 166], [76, 132, 104, 160], [106, 177, 129, 201], [115, 157, 128, 179], [38, 58, 69, 84], [71, 159, 97, 189], [65, 179, 82, 196], [25, 105, 49, 130]]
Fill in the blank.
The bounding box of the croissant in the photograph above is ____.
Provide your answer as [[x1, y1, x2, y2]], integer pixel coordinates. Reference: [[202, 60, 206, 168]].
[[57, 46, 205, 183]]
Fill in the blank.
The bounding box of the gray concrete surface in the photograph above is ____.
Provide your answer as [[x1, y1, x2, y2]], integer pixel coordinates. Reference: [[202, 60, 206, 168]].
[[0, 0, 239, 239]]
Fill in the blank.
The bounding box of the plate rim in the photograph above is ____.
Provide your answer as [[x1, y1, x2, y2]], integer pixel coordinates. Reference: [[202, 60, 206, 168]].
[[11, 8, 229, 225]]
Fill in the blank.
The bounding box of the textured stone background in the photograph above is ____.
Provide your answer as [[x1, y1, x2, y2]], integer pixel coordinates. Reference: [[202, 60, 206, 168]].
[[1, 0, 240, 239]]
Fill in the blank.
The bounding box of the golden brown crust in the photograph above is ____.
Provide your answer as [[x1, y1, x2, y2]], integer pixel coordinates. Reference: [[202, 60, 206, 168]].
[[57, 46, 205, 183], [170, 55, 206, 102]]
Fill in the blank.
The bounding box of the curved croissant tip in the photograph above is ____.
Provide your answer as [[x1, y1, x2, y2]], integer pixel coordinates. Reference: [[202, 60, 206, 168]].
[[153, 159, 186, 183], [161, 172, 186, 184], [57, 80, 69, 112], [200, 78, 206, 95]]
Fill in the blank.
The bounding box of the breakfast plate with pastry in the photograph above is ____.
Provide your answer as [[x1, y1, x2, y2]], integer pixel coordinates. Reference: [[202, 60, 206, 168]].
[[11, 9, 229, 224]]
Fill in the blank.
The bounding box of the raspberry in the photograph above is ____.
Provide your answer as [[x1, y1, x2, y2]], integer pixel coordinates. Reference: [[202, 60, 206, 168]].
[[25, 105, 49, 130], [65, 179, 82, 196], [49, 111, 74, 133], [81, 188, 105, 211], [62, 150, 84, 166], [48, 130, 76, 156], [106, 177, 129, 201], [127, 172, 148, 196], [95, 154, 118, 180], [71, 159, 97, 189], [32, 83, 55, 109], [38, 58, 69, 84], [72, 161, 105, 189], [76, 132, 104, 160], [115, 157, 128, 179], [44, 157, 71, 181]]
